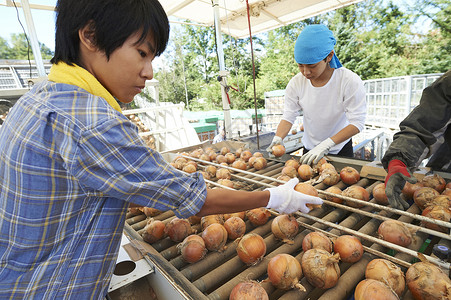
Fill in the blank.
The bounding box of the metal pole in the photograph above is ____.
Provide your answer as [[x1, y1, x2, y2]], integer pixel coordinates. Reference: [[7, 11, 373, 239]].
[[21, 0, 46, 77], [213, 0, 232, 140]]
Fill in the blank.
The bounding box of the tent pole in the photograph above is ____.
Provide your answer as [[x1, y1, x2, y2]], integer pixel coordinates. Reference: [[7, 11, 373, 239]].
[[213, 0, 232, 140]]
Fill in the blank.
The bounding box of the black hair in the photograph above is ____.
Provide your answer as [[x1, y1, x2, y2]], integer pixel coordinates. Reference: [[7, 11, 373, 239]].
[[51, 0, 170, 65]]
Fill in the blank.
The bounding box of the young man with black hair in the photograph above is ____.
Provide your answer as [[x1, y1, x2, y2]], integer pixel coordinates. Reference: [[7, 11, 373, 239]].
[[0, 0, 322, 298]]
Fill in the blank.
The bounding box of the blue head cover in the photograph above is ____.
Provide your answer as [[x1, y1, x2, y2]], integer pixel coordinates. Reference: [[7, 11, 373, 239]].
[[294, 24, 342, 69]]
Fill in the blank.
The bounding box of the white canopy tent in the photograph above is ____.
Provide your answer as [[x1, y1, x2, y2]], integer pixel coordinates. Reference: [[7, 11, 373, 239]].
[[1, 0, 364, 142]]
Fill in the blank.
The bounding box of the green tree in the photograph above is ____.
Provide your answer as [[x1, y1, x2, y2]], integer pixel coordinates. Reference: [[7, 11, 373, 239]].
[[0, 33, 53, 60]]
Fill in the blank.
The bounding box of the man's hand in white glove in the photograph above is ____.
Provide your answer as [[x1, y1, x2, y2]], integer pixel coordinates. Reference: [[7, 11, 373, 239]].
[[266, 136, 284, 157], [299, 138, 335, 166], [266, 178, 323, 214]]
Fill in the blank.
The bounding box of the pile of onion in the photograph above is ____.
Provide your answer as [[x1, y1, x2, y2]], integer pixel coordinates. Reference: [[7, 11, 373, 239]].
[[240, 150, 253, 162], [272, 144, 286, 157], [142, 218, 166, 244], [202, 223, 228, 252], [229, 281, 269, 300], [231, 160, 247, 171], [324, 186, 343, 204], [178, 234, 207, 263], [365, 258, 405, 297], [183, 163, 197, 173], [372, 183, 389, 205], [267, 254, 305, 291], [301, 248, 341, 289], [201, 214, 224, 231], [165, 218, 193, 242], [220, 146, 230, 155], [271, 214, 299, 244], [402, 181, 424, 200], [406, 256, 451, 300], [225, 153, 236, 164], [216, 154, 227, 164], [253, 157, 268, 170], [216, 168, 232, 180], [224, 216, 246, 240], [285, 159, 300, 171], [354, 279, 399, 300], [333, 235, 364, 263], [429, 195, 451, 208], [298, 164, 314, 181], [236, 233, 267, 266], [205, 165, 217, 178], [302, 231, 333, 253], [340, 166, 360, 185], [421, 205, 451, 233], [421, 174, 446, 193], [282, 165, 298, 178], [321, 168, 340, 186], [378, 219, 414, 247], [342, 185, 370, 208], [413, 187, 440, 210], [246, 208, 271, 226]]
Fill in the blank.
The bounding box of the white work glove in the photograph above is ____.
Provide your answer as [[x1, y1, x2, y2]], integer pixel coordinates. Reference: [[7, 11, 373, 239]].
[[299, 138, 335, 166], [266, 136, 284, 157], [265, 178, 323, 214]]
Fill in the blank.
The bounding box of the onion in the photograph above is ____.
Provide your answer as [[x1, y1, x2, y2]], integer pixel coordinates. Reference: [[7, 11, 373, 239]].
[[281, 165, 298, 178], [377, 219, 414, 247], [178, 235, 207, 263], [220, 146, 230, 155], [248, 156, 257, 168], [142, 218, 166, 244], [165, 218, 193, 242], [201, 214, 224, 231], [298, 164, 314, 181], [225, 153, 236, 164], [342, 185, 370, 208], [140, 206, 161, 217], [372, 183, 389, 205], [231, 160, 247, 171], [285, 159, 300, 171], [253, 152, 263, 157], [442, 188, 451, 197], [246, 208, 271, 226], [216, 168, 232, 180], [333, 235, 364, 263], [218, 179, 234, 188], [229, 281, 269, 300], [202, 223, 228, 251], [224, 216, 246, 240], [321, 168, 340, 186], [413, 187, 440, 210], [183, 163, 197, 173], [295, 182, 321, 210], [267, 254, 305, 291], [271, 214, 299, 244], [235, 147, 243, 158], [313, 157, 328, 173], [354, 279, 399, 300], [406, 259, 451, 300], [421, 174, 446, 193], [253, 157, 267, 170], [200, 171, 211, 180], [365, 258, 405, 297], [207, 150, 217, 161], [402, 182, 424, 200], [428, 195, 451, 209], [216, 154, 227, 164], [276, 175, 292, 183], [223, 211, 246, 221], [236, 233, 267, 266], [340, 166, 360, 185], [188, 215, 201, 225], [320, 162, 336, 173], [301, 248, 341, 289], [302, 231, 333, 253], [173, 157, 188, 170], [240, 150, 253, 162], [421, 205, 451, 233], [128, 206, 142, 216], [324, 186, 343, 204], [199, 153, 211, 163], [447, 182, 451, 189], [190, 149, 203, 158], [272, 144, 286, 157], [205, 165, 217, 178]]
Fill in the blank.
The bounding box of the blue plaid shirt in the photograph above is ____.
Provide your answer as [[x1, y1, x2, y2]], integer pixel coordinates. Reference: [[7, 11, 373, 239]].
[[0, 80, 206, 299]]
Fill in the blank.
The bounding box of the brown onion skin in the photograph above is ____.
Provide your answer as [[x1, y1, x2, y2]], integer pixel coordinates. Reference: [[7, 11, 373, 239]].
[[325, 186, 343, 204], [178, 235, 207, 264], [372, 183, 389, 205], [142, 219, 166, 244], [231, 160, 247, 171], [285, 159, 300, 171], [240, 150, 253, 162], [298, 164, 314, 181], [442, 188, 451, 197], [421, 174, 446, 193], [321, 168, 340, 186], [220, 146, 230, 155], [201, 214, 224, 231], [313, 158, 328, 173], [202, 223, 228, 251], [333, 235, 364, 263], [224, 216, 246, 240], [301, 248, 340, 289], [406, 261, 451, 300], [343, 185, 370, 208], [281, 165, 298, 178], [246, 208, 271, 226], [272, 144, 286, 157], [229, 281, 269, 300], [253, 157, 268, 170], [354, 279, 399, 300], [271, 215, 299, 243], [365, 258, 405, 297], [413, 187, 440, 210], [223, 211, 246, 221], [421, 205, 451, 233], [302, 231, 333, 253], [402, 182, 424, 200], [165, 218, 193, 242], [428, 195, 451, 209], [267, 254, 304, 290], [236, 233, 267, 266], [216, 168, 232, 180], [340, 166, 360, 185], [447, 182, 451, 189], [378, 219, 413, 247], [294, 183, 319, 197]]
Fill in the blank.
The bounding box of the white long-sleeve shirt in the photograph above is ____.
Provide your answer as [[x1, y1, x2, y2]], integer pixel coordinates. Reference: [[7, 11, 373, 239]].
[[282, 67, 366, 154]]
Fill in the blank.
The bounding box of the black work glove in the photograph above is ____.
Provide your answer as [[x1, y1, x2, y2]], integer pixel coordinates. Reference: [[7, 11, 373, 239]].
[[385, 159, 417, 210]]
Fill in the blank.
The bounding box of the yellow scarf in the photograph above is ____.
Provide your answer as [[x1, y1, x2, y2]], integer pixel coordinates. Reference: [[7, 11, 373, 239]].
[[48, 62, 122, 113]]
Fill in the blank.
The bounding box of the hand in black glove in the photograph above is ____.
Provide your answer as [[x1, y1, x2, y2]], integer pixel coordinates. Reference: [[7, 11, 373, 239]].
[[385, 159, 417, 210]]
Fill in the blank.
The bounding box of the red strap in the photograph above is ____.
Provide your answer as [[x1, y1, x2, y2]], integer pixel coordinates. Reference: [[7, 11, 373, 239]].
[[385, 159, 410, 186]]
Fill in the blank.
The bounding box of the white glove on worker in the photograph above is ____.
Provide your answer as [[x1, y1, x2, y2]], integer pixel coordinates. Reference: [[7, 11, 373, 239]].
[[266, 136, 284, 157], [300, 138, 335, 166], [265, 178, 323, 214]]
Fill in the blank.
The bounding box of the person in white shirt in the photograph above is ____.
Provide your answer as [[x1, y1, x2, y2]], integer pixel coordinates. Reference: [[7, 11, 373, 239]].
[[267, 24, 366, 165]]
